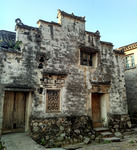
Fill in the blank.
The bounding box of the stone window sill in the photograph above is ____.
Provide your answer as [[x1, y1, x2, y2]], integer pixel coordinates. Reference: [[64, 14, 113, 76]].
[[46, 111, 61, 113], [79, 65, 97, 70], [125, 66, 136, 70]]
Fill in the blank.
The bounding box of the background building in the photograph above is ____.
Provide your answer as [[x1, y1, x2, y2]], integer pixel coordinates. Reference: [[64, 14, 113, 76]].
[[117, 42, 137, 123]]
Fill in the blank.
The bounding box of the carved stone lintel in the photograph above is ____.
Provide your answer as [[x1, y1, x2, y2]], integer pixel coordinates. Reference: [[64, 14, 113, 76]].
[[91, 84, 110, 93]]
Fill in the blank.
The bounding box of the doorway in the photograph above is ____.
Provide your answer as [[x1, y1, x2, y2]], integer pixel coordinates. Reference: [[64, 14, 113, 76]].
[[92, 93, 109, 127], [2, 91, 26, 133], [92, 93, 102, 127]]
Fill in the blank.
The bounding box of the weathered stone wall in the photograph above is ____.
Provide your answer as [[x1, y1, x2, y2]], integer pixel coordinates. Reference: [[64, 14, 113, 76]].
[[109, 53, 128, 114], [0, 36, 37, 134], [30, 116, 95, 147], [0, 10, 128, 135], [109, 114, 132, 132]]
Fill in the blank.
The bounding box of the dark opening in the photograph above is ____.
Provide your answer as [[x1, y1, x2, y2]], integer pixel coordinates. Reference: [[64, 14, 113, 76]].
[[38, 88, 43, 94], [38, 63, 43, 69], [39, 57, 44, 62], [80, 51, 92, 66], [13, 123, 16, 129]]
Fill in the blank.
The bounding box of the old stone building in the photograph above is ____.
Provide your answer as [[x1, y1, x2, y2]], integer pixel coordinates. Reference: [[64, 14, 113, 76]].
[[117, 42, 137, 123], [0, 10, 131, 145]]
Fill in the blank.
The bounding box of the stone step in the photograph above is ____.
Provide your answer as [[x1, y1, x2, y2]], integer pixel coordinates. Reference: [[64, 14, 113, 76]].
[[103, 137, 120, 142], [94, 127, 109, 132], [132, 118, 137, 124], [132, 124, 137, 128], [100, 132, 114, 138], [133, 128, 137, 133]]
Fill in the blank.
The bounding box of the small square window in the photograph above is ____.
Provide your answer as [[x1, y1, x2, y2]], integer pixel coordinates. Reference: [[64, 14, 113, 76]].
[[80, 51, 92, 66], [46, 90, 60, 112]]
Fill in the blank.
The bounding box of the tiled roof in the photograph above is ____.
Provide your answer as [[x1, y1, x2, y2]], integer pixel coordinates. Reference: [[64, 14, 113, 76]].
[[37, 20, 61, 27], [0, 30, 16, 49], [57, 9, 86, 22], [100, 41, 113, 46], [117, 42, 137, 49], [15, 18, 38, 31], [0, 30, 21, 53], [79, 45, 99, 53], [85, 30, 100, 37], [117, 42, 137, 52], [113, 49, 124, 54]]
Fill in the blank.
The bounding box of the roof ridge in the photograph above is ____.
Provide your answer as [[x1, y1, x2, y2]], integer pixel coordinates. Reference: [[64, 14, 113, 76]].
[[0, 30, 16, 34], [117, 42, 137, 49], [57, 9, 86, 22]]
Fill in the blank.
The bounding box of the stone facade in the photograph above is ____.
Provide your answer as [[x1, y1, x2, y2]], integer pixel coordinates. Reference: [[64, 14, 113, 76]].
[[0, 10, 130, 142], [30, 116, 94, 147], [117, 42, 137, 123], [109, 114, 132, 133]]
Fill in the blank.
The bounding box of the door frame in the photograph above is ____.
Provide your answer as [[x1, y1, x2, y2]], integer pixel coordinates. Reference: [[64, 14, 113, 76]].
[[91, 93, 110, 127], [92, 93, 102, 127], [2, 89, 32, 133]]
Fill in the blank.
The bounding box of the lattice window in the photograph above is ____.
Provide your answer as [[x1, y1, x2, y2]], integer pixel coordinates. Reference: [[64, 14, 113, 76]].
[[46, 90, 60, 112]]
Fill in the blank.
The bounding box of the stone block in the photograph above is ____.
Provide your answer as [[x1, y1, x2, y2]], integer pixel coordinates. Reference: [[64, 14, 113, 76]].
[[60, 126, 64, 131], [56, 136, 64, 142], [114, 132, 123, 139], [114, 124, 119, 129], [127, 121, 132, 128], [91, 134, 95, 140], [33, 126, 39, 132], [33, 122, 38, 126], [60, 133, 66, 137], [84, 137, 90, 144], [74, 129, 80, 134]]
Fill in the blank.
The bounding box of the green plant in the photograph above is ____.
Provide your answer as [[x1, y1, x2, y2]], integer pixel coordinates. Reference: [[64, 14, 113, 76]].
[[40, 138, 46, 145], [129, 140, 134, 144], [0, 142, 4, 150], [14, 41, 22, 49], [9, 41, 14, 47], [102, 140, 112, 144]]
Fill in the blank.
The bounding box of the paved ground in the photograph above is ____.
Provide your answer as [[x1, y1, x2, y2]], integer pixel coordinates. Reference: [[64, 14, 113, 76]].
[[1, 132, 137, 150], [1, 133, 46, 150]]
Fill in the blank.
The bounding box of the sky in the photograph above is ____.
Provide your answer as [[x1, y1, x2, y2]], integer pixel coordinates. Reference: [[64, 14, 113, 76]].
[[0, 0, 137, 48]]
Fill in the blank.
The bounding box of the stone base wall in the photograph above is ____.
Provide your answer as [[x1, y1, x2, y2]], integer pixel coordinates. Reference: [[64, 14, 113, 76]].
[[129, 112, 137, 124], [108, 114, 132, 133], [30, 114, 132, 147], [30, 116, 95, 147]]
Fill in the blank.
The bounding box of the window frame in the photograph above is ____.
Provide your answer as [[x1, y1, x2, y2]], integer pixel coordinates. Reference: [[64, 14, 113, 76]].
[[80, 48, 98, 68], [46, 89, 60, 113], [126, 53, 135, 69], [80, 50, 93, 66]]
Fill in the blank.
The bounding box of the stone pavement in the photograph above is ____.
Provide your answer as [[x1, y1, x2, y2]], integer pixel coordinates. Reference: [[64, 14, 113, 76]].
[[1, 133, 46, 150], [1, 132, 137, 150], [63, 133, 137, 150]]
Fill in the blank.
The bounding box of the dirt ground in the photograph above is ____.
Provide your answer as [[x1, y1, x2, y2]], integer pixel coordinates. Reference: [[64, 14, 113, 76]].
[[62, 133, 137, 150]]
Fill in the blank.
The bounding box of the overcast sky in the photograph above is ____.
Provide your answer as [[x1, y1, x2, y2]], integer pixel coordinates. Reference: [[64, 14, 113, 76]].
[[0, 0, 137, 48]]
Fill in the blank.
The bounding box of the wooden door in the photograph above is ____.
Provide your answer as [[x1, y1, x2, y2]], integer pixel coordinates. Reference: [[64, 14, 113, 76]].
[[2, 91, 26, 133], [92, 93, 102, 127]]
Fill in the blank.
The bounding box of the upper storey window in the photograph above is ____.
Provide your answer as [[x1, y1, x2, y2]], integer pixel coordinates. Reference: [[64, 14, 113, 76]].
[[80, 51, 92, 66], [80, 46, 99, 68], [126, 54, 135, 68]]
